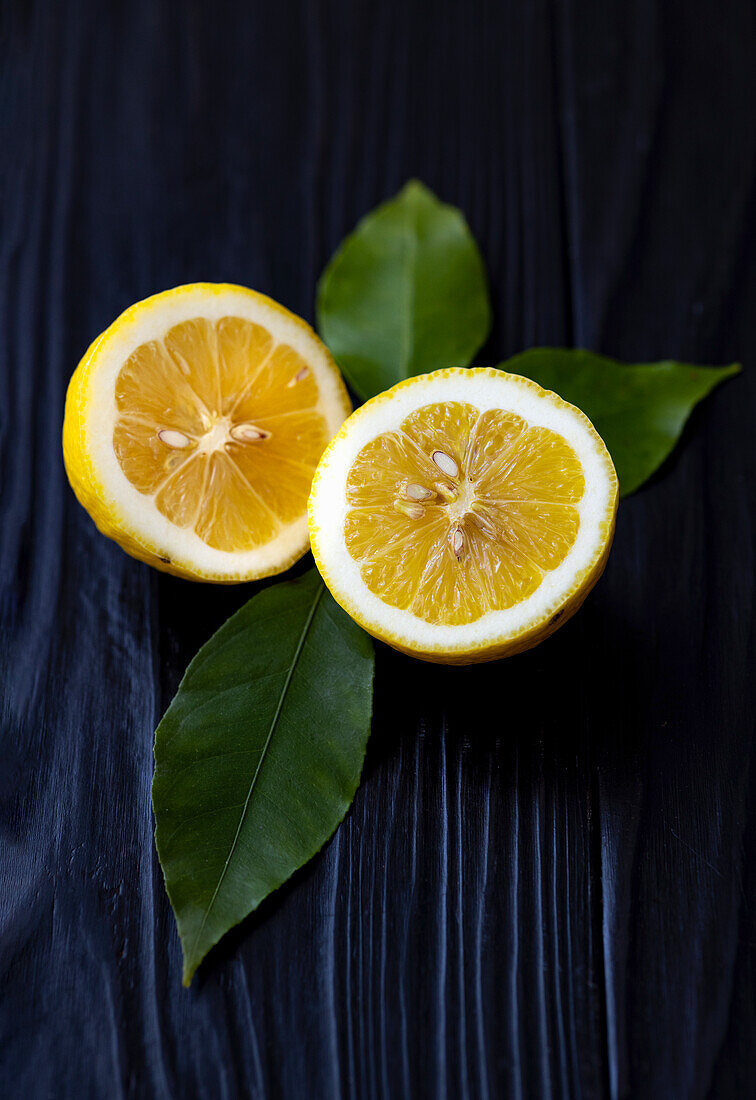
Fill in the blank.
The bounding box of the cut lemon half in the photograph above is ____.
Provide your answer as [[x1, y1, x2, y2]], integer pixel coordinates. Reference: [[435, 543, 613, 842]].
[[309, 368, 618, 663], [63, 283, 351, 581]]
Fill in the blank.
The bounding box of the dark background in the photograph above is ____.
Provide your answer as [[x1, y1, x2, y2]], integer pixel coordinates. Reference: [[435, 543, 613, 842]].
[[2, 1, 755, 1097]]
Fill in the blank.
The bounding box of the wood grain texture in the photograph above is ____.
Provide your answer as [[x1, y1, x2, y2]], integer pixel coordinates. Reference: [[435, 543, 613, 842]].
[[1, 0, 755, 1096]]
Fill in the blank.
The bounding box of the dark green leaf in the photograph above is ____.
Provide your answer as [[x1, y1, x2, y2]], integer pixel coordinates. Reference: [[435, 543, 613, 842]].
[[500, 348, 740, 495], [317, 180, 491, 400], [152, 570, 374, 985]]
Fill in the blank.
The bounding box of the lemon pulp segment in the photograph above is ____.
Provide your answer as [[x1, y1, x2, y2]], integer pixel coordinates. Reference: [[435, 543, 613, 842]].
[[344, 401, 585, 625], [112, 316, 328, 552]]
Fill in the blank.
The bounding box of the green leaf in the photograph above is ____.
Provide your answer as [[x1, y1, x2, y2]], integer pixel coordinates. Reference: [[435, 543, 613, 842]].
[[152, 570, 374, 985], [317, 180, 491, 400], [499, 348, 740, 496]]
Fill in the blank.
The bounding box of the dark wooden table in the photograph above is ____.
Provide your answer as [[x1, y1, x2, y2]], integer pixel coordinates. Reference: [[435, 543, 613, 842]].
[[2, 1, 755, 1096]]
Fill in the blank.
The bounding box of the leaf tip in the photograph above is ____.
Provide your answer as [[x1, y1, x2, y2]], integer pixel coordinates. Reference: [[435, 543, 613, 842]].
[[704, 361, 742, 391], [399, 177, 434, 203]]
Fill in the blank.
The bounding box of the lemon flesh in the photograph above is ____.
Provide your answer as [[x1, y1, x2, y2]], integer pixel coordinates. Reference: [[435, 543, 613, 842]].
[[64, 284, 351, 581], [309, 368, 618, 663]]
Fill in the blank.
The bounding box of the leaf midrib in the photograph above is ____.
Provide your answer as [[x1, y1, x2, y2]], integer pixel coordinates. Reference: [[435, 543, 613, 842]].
[[185, 578, 325, 973], [399, 199, 419, 378]]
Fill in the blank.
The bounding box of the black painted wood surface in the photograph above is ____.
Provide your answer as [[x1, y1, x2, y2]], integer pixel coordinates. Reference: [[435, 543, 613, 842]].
[[2, 1, 755, 1096]]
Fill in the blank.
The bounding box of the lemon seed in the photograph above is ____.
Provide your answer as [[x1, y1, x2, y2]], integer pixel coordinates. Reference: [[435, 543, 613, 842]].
[[432, 450, 459, 477], [434, 480, 457, 502], [394, 500, 424, 520], [287, 366, 310, 387], [230, 424, 269, 442], [406, 482, 434, 501], [158, 429, 191, 449]]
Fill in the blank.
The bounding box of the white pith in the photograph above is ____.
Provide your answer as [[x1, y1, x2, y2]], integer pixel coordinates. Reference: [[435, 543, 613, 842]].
[[81, 284, 349, 578], [309, 369, 617, 654]]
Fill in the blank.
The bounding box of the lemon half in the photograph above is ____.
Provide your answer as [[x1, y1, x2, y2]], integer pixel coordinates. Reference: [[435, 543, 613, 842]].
[[309, 367, 618, 663], [63, 283, 351, 582]]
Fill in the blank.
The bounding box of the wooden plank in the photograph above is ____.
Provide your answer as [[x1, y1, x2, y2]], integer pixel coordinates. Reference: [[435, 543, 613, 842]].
[[0, 1, 754, 1096]]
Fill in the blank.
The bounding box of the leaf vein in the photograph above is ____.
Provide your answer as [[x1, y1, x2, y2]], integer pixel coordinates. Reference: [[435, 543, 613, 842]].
[[184, 579, 326, 969]]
